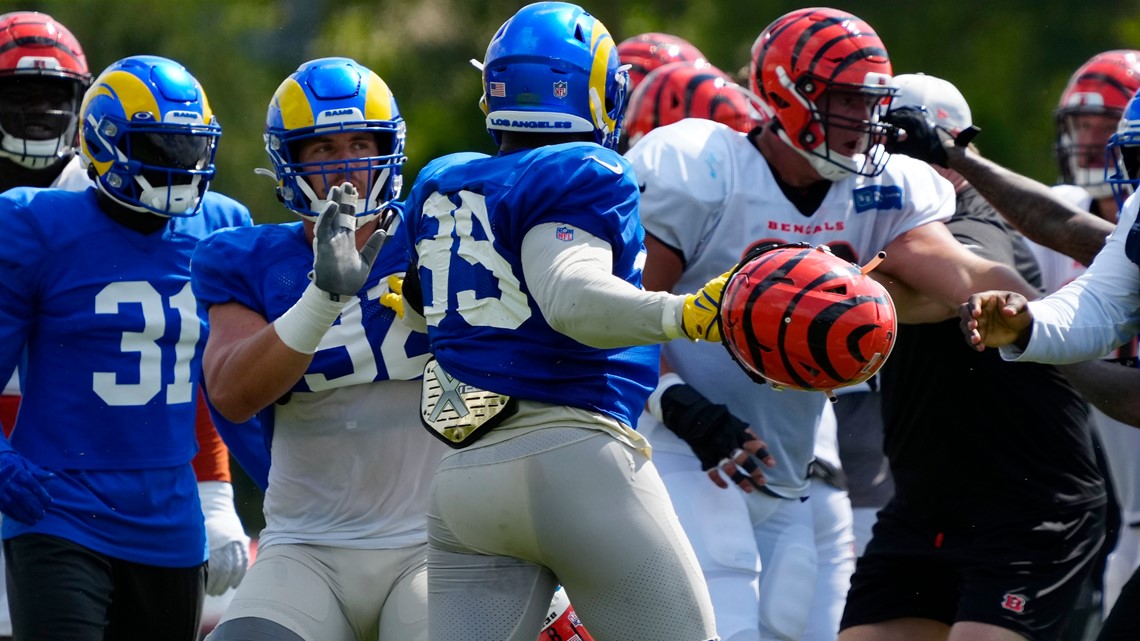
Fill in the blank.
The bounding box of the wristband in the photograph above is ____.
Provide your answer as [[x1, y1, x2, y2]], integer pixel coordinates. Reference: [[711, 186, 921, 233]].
[[273, 283, 348, 354], [647, 372, 685, 423], [662, 296, 686, 340]]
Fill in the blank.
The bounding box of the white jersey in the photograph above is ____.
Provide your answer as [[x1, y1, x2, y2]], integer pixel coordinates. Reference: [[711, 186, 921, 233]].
[[2, 155, 91, 396], [628, 118, 954, 498], [259, 379, 441, 550], [1010, 194, 1140, 364]]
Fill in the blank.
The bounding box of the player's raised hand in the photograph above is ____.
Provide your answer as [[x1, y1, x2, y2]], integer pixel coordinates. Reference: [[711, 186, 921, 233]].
[[313, 183, 387, 299], [0, 450, 53, 525], [958, 290, 1033, 351]]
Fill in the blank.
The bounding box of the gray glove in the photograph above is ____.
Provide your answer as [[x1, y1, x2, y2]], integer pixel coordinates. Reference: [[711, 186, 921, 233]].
[[313, 183, 388, 300]]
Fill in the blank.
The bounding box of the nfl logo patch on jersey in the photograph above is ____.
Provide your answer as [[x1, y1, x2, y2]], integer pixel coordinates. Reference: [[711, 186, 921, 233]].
[[556, 225, 574, 241], [852, 185, 903, 213], [553, 80, 568, 98]]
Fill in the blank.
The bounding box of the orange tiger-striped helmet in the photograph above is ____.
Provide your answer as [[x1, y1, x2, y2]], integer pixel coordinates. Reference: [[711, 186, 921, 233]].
[[749, 7, 895, 180], [622, 61, 764, 150], [719, 243, 896, 393], [617, 32, 706, 91]]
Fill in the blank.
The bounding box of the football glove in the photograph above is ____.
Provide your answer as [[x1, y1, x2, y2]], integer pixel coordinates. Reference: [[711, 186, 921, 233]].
[[199, 481, 251, 596], [883, 106, 980, 168], [313, 183, 388, 299], [0, 450, 53, 525], [659, 381, 762, 473], [681, 269, 732, 342]]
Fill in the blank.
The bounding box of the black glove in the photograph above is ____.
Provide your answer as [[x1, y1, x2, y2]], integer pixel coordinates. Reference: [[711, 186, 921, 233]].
[[882, 106, 980, 167], [660, 383, 757, 471]]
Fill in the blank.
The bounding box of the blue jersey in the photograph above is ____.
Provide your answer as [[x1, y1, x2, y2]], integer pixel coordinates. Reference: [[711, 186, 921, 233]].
[[191, 213, 431, 485], [0, 186, 252, 566], [403, 143, 659, 429]]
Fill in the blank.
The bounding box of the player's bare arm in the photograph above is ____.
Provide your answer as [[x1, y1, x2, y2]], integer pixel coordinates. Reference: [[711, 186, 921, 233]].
[[877, 220, 1039, 323], [945, 145, 1113, 266]]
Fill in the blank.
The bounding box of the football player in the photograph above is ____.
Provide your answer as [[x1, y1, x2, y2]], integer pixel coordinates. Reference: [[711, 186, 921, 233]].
[[196, 57, 446, 641], [0, 12, 252, 617], [960, 88, 1140, 641], [397, 3, 744, 639], [0, 55, 252, 640], [625, 7, 1068, 641], [1041, 51, 1140, 625], [622, 56, 860, 641]]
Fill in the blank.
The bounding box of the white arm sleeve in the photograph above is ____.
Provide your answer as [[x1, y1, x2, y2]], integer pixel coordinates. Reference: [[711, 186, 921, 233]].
[[1001, 197, 1140, 363], [521, 222, 685, 348]]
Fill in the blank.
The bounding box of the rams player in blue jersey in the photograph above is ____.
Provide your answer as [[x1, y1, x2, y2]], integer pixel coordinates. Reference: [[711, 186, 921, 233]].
[[393, 3, 739, 640], [0, 55, 252, 640], [193, 58, 446, 641]]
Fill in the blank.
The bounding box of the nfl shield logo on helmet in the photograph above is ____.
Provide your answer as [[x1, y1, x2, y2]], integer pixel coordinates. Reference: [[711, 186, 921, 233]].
[[553, 80, 568, 98], [556, 225, 574, 241]]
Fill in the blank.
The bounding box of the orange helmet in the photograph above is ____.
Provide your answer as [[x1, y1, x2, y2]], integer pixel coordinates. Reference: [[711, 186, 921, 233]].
[[622, 61, 764, 150], [1055, 50, 1140, 197], [0, 11, 90, 170], [617, 32, 706, 90], [720, 243, 896, 393], [749, 8, 895, 180]]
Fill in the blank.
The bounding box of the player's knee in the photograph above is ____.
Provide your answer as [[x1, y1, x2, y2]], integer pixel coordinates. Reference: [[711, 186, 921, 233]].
[[757, 531, 818, 640], [206, 617, 305, 641]]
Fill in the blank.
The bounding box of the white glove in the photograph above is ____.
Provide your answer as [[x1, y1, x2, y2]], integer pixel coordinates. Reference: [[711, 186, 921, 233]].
[[198, 481, 251, 596]]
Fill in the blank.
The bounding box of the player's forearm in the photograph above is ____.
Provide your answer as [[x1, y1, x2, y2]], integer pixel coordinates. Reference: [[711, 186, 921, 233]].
[[1057, 360, 1140, 428], [946, 146, 1112, 265], [204, 303, 317, 423]]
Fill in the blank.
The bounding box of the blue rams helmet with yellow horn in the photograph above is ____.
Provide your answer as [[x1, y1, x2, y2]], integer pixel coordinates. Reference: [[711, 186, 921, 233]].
[[480, 2, 629, 151], [265, 57, 406, 227], [79, 55, 220, 216]]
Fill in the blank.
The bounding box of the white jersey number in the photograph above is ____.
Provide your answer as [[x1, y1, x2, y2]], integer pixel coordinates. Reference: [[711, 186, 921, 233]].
[[93, 281, 199, 406], [418, 190, 531, 329]]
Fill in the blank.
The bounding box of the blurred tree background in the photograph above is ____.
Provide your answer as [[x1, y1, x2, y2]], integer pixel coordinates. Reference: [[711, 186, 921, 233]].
[[10, 0, 1140, 531]]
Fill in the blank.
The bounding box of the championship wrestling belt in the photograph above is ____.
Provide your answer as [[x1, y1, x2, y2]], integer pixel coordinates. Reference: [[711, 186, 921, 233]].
[[420, 358, 518, 448]]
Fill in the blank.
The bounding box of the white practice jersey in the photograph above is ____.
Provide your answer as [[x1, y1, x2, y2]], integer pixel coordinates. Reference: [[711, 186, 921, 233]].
[[2, 155, 91, 396], [628, 118, 954, 498], [260, 379, 441, 550]]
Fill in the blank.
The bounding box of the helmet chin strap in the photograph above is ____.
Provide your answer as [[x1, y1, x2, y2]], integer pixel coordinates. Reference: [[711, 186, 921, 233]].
[[1073, 166, 1113, 199], [775, 126, 855, 181], [0, 134, 69, 170]]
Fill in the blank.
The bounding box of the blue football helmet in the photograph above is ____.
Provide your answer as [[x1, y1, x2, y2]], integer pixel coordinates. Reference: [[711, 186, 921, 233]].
[[265, 57, 406, 226], [480, 2, 628, 150], [80, 55, 219, 217], [1107, 93, 1140, 209]]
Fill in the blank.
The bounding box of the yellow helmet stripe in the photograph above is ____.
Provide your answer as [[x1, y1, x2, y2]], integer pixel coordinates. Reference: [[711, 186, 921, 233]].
[[589, 24, 616, 131], [275, 78, 314, 130], [364, 72, 395, 121]]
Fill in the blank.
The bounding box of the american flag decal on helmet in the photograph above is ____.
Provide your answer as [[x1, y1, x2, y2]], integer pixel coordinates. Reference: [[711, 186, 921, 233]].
[[490, 82, 506, 97]]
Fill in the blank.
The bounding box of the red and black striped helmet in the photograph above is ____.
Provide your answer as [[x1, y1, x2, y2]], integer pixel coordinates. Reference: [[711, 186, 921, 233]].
[[719, 243, 896, 393], [0, 12, 90, 169], [749, 7, 895, 180], [1055, 50, 1140, 197], [617, 32, 706, 91], [622, 61, 764, 149]]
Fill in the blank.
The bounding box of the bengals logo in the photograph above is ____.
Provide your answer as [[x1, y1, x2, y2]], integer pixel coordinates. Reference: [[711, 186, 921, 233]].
[[1000, 592, 1028, 614]]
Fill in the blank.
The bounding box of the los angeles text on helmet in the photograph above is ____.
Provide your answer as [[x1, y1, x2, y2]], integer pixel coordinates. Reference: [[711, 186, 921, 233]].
[[489, 117, 574, 130]]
